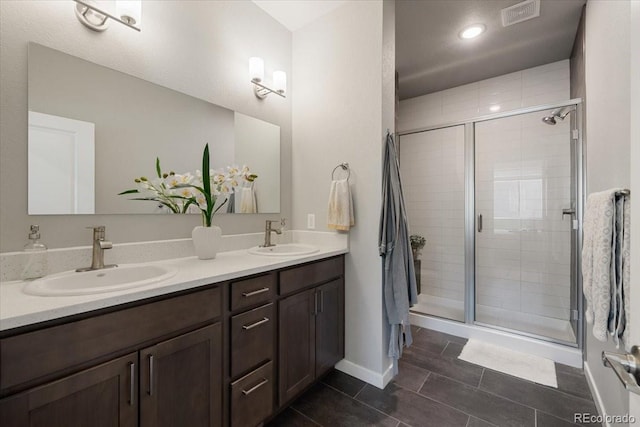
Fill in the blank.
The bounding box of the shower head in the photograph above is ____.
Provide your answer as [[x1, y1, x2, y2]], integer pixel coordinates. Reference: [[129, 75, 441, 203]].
[[541, 106, 576, 125]]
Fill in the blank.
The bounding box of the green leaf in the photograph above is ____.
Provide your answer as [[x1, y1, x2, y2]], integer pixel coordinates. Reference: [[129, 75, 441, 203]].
[[118, 189, 140, 195], [202, 143, 213, 226], [156, 157, 162, 179]]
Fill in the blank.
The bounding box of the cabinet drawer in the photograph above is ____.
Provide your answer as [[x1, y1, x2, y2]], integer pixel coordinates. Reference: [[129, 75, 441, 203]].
[[1, 286, 221, 395], [230, 273, 275, 312], [279, 256, 344, 296], [230, 361, 273, 427], [230, 304, 274, 378]]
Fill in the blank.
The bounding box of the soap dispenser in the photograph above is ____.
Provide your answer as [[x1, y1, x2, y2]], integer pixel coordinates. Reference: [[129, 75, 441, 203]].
[[21, 225, 48, 280]]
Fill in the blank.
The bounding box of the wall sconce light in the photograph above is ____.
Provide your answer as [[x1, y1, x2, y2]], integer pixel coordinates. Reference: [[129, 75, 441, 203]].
[[74, 0, 142, 32], [249, 57, 286, 99]]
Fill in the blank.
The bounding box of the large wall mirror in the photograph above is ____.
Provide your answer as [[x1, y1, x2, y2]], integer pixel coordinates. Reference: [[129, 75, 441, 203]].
[[28, 43, 280, 215]]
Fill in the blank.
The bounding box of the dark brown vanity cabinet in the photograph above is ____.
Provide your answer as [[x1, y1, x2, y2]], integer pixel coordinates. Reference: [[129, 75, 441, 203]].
[[140, 324, 222, 427], [278, 259, 345, 406], [0, 255, 345, 427], [0, 287, 223, 427], [0, 352, 138, 427]]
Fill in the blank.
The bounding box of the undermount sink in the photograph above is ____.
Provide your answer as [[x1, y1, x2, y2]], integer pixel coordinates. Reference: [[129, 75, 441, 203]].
[[248, 243, 319, 257], [23, 264, 178, 297]]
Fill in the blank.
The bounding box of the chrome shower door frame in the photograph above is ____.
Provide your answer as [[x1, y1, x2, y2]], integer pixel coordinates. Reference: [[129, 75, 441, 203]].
[[400, 98, 585, 350]]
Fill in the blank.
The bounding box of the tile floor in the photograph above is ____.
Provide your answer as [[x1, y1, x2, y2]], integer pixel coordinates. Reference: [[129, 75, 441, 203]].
[[267, 327, 598, 427]]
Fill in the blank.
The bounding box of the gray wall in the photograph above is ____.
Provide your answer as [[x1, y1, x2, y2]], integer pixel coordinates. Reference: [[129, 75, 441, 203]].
[[583, 0, 631, 422], [291, 0, 391, 382], [0, 0, 292, 251]]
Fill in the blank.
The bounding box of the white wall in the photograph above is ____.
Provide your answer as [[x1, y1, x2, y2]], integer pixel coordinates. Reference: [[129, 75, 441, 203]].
[[629, 0, 640, 421], [583, 1, 631, 423], [0, 0, 291, 251], [292, 0, 393, 386]]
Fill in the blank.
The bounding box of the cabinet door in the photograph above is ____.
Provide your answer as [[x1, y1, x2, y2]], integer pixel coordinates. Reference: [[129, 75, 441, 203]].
[[315, 279, 345, 377], [140, 323, 222, 427], [278, 289, 316, 405], [0, 352, 137, 427]]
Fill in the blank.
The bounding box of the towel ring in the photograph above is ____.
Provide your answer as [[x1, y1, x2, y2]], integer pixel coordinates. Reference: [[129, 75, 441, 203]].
[[332, 163, 350, 181]]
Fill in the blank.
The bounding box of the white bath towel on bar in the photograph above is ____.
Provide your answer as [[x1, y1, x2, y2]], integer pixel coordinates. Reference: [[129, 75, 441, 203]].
[[582, 189, 630, 347], [328, 179, 354, 231]]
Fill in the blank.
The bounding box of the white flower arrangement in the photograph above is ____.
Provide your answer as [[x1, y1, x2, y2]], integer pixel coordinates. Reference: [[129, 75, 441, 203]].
[[119, 144, 257, 225]]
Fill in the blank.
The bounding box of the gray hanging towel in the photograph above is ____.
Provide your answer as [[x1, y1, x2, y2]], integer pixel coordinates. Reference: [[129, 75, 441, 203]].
[[379, 131, 418, 373]]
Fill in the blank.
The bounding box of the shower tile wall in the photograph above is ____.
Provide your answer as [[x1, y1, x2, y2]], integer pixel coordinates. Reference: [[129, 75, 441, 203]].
[[398, 60, 570, 132]]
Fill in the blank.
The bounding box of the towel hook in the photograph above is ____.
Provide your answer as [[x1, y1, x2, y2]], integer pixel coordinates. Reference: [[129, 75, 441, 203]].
[[332, 163, 350, 181]]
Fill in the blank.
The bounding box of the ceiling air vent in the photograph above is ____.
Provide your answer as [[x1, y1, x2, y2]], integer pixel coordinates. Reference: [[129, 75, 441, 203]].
[[501, 0, 540, 27]]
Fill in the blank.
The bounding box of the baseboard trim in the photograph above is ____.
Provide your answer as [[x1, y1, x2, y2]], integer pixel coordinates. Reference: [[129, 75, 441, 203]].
[[584, 362, 610, 427], [335, 359, 394, 389]]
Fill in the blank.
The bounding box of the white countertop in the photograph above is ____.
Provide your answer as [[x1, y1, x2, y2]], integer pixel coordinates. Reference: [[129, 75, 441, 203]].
[[0, 240, 347, 332]]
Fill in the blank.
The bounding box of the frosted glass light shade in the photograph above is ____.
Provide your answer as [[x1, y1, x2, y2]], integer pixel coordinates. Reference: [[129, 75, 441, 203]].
[[116, 1, 142, 26], [273, 71, 286, 94], [249, 57, 264, 82]]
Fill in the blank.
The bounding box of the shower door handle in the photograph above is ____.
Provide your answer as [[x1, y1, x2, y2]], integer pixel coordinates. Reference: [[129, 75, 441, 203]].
[[562, 208, 575, 219], [477, 214, 483, 233]]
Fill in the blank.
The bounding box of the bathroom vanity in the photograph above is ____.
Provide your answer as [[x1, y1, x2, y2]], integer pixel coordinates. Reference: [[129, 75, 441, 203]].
[[0, 252, 345, 426]]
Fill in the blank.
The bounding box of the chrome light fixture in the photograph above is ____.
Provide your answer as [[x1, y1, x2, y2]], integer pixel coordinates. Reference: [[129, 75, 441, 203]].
[[74, 0, 142, 32], [249, 57, 286, 99]]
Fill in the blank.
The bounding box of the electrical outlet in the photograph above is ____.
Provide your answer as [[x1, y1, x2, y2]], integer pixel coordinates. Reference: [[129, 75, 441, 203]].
[[307, 214, 315, 229]]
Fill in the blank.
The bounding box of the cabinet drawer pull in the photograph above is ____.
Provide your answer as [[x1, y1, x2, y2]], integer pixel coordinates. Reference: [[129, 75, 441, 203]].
[[242, 378, 269, 396], [148, 355, 154, 396], [242, 287, 270, 298], [129, 362, 135, 406], [242, 317, 270, 330], [319, 289, 324, 314]]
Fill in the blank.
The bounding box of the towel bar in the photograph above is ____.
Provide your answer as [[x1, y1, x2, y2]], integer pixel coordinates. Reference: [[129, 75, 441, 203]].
[[331, 163, 350, 181], [617, 189, 630, 196]]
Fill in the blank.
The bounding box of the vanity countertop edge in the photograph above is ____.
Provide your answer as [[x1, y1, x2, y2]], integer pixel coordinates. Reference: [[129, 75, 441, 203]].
[[0, 246, 348, 332]]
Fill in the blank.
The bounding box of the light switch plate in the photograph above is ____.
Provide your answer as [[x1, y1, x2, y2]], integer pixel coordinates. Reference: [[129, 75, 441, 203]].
[[307, 214, 315, 229]]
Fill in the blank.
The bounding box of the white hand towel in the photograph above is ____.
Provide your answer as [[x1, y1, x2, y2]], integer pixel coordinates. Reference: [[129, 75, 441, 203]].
[[327, 179, 354, 231], [582, 189, 629, 344], [239, 186, 257, 213]]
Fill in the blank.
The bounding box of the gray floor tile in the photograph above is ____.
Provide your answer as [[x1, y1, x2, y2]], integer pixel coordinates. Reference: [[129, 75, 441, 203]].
[[419, 373, 535, 427], [467, 417, 497, 427], [441, 341, 465, 359], [392, 360, 430, 392], [479, 369, 597, 424], [555, 363, 584, 377], [291, 383, 398, 427], [402, 345, 484, 387], [322, 369, 366, 397], [266, 407, 321, 426], [356, 383, 469, 427], [411, 328, 467, 353], [555, 368, 593, 401]]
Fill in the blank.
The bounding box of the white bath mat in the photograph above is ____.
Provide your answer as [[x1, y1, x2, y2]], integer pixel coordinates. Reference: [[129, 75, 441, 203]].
[[458, 339, 557, 388]]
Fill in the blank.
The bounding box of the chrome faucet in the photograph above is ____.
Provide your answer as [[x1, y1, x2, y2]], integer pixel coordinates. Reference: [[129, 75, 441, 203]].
[[261, 219, 285, 248], [77, 226, 117, 272]]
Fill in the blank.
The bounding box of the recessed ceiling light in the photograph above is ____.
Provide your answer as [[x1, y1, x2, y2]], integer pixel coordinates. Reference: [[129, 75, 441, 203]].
[[459, 24, 486, 39]]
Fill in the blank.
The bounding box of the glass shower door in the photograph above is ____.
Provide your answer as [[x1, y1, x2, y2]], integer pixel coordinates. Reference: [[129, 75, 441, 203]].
[[474, 108, 577, 344], [400, 126, 466, 322]]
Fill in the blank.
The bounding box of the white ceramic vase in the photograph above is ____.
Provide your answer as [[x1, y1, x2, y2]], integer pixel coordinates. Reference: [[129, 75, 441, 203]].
[[192, 225, 222, 260]]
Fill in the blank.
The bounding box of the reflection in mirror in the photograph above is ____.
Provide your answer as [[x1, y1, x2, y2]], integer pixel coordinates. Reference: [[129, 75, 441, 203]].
[[28, 43, 280, 215]]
